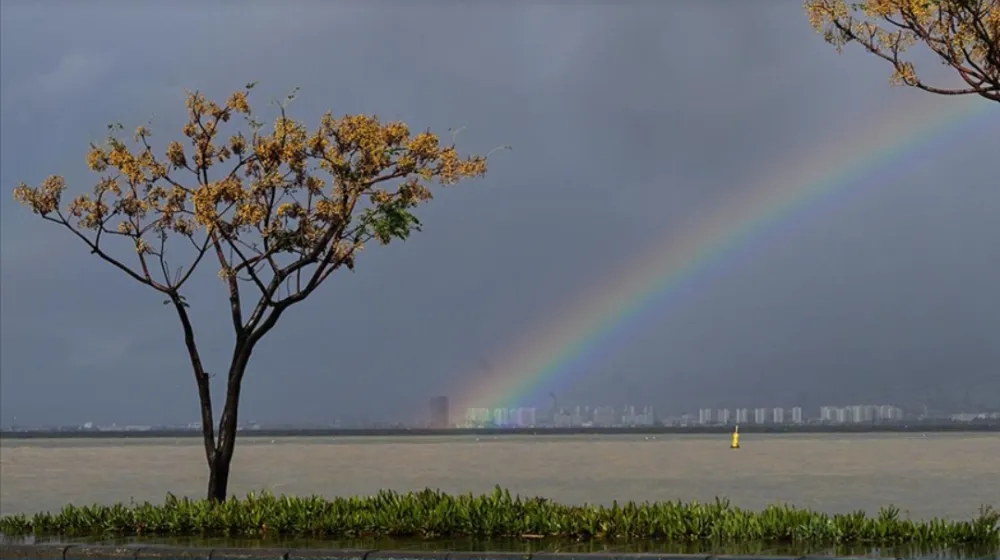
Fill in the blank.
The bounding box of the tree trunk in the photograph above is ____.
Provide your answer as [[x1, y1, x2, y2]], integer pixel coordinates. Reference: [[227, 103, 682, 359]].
[[172, 286, 274, 503], [170, 294, 222, 501], [204, 341, 254, 502], [206, 451, 232, 502]]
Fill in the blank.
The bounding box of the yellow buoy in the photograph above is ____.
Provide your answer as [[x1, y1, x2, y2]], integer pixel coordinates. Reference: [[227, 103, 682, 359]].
[[730, 424, 740, 449]]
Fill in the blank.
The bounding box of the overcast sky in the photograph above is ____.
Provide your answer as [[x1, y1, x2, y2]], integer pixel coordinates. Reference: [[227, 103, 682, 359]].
[[1, 0, 998, 427]]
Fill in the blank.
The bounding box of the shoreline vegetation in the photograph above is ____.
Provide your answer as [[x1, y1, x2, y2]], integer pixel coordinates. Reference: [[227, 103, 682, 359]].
[[1, 488, 997, 548], [1, 422, 998, 439]]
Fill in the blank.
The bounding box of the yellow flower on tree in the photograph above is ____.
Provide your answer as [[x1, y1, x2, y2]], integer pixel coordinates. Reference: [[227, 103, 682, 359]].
[[805, 0, 999, 102]]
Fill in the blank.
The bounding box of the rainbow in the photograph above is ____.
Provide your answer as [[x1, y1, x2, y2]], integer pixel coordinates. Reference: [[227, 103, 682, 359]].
[[453, 94, 995, 416]]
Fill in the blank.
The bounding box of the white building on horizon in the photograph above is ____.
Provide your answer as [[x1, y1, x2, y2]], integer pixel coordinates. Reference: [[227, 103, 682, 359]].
[[716, 408, 731, 425], [736, 408, 749, 424], [754, 407, 768, 424], [699, 408, 713, 425]]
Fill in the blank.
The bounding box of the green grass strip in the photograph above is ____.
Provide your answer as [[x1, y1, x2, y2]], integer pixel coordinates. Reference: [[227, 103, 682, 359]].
[[0, 487, 996, 546]]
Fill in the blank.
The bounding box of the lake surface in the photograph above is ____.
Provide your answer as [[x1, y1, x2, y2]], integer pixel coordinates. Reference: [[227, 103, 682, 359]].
[[15, 535, 997, 559], [1, 432, 998, 519]]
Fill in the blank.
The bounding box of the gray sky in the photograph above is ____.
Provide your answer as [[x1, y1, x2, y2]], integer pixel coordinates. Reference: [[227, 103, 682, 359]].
[[1, 0, 998, 427]]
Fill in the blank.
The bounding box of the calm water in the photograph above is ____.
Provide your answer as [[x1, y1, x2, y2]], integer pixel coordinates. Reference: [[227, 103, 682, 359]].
[[14, 534, 997, 559], [1, 433, 998, 520]]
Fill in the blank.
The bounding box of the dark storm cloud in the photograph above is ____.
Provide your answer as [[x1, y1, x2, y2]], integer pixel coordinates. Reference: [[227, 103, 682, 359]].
[[1, 0, 997, 426]]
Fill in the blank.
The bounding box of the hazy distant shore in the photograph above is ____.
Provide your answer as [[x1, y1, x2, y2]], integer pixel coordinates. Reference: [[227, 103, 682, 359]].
[[2, 423, 997, 439]]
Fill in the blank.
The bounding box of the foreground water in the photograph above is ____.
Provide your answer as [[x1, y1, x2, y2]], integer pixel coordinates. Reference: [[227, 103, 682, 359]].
[[1, 433, 998, 520], [4, 534, 994, 559]]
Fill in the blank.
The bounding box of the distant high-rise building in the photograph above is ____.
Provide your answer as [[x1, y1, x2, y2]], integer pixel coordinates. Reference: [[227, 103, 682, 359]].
[[862, 405, 877, 422], [819, 406, 837, 423], [553, 409, 572, 427], [429, 396, 450, 428], [754, 407, 768, 424], [625, 405, 656, 426], [717, 408, 731, 425], [465, 407, 491, 426], [850, 405, 863, 423], [593, 406, 617, 426], [493, 407, 509, 426], [791, 407, 803, 424], [836, 407, 848, 423], [772, 407, 785, 424], [883, 405, 904, 421], [699, 408, 713, 425], [736, 408, 749, 424], [505, 407, 537, 427]]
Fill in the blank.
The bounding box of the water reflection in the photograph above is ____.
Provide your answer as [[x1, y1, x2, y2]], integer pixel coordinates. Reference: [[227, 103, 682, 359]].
[[3, 534, 996, 559]]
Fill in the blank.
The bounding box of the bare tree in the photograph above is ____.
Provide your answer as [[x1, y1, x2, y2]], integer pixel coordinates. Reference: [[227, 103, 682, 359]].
[[806, 0, 999, 102], [13, 84, 505, 501]]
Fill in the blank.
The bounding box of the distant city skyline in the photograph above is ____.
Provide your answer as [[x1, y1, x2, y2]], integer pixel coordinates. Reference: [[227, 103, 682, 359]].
[[6, 400, 998, 432]]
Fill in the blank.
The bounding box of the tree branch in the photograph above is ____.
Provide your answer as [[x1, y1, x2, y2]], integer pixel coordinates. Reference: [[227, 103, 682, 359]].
[[168, 290, 216, 464], [210, 231, 245, 337], [43, 211, 163, 290]]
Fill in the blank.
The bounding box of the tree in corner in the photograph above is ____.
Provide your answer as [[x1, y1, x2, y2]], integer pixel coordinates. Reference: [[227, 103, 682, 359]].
[[805, 0, 999, 103], [12, 84, 503, 502]]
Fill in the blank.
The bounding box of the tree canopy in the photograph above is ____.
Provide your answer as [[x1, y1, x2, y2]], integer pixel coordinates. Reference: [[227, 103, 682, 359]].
[[12, 84, 500, 500], [806, 0, 999, 102], [14, 85, 492, 302]]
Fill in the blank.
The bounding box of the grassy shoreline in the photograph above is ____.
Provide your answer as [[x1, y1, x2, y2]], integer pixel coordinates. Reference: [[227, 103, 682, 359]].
[[0, 488, 997, 547]]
